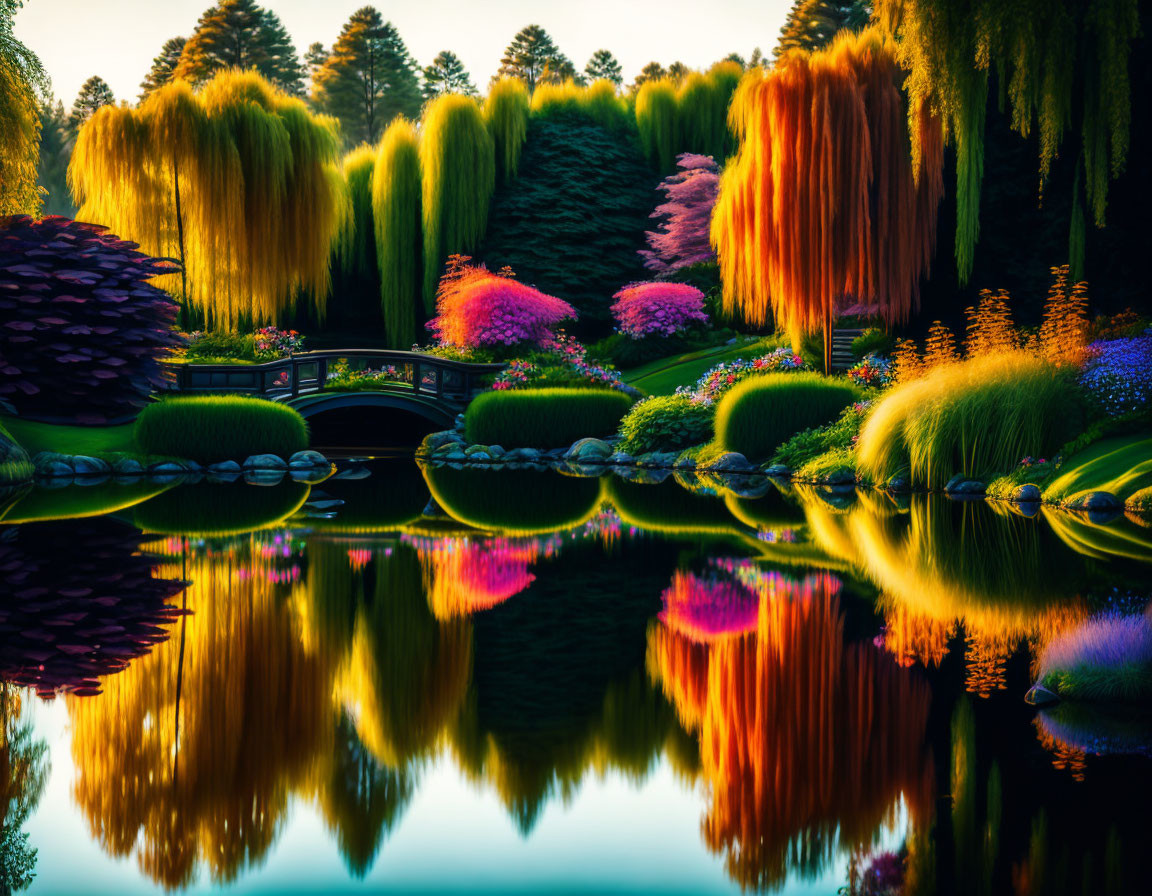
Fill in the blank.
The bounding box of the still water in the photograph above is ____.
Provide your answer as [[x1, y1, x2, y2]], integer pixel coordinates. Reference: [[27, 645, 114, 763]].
[[2, 459, 1151, 895]]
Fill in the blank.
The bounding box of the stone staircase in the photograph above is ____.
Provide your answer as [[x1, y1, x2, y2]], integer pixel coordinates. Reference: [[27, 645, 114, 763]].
[[830, 327, 863, 372]]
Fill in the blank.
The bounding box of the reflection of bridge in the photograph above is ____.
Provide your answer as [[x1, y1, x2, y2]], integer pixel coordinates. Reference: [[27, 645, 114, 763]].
[[168, 350, 506, 428]]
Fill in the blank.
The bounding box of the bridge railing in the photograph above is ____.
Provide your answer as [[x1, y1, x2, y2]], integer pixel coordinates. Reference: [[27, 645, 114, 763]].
[[167, 350, 506, 407]]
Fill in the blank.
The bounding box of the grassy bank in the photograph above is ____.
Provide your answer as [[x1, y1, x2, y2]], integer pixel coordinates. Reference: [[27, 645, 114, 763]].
[[623, 336, 782, 395], [0, 415, 139, 458]]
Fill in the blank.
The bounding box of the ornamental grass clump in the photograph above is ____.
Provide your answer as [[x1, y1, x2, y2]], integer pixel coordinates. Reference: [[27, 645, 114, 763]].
[[1036, 612, 1152, 703], [856, 352, 1078, 489], [428, 256, 576, 353], [618, 394, 715, 455], [714, 373, 863, 461], [134, 395, 309, 463], [464, 388, 633, 448], [611, 281, 708, 338]]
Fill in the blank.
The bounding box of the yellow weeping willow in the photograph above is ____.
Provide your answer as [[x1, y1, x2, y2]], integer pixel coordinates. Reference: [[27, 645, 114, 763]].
[[419, 93, 495, 311], [372, 119, 422, 347], [68, 70, 346, 328], [484, 77, 530, 183], [712, 29, 944, 372], [336, 144, 377, 289]]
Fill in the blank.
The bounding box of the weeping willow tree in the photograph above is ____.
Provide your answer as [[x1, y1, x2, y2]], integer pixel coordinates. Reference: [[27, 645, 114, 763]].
[[531, 78, 630, 130], [876, 0, 1142, 281], [635, 78, 679, 169], [676, 61, 743, 161], [69, 70, 347, 328], [336, 145, 377, 290], [484, 77, 530, 183], [419, 94, 495, 311], [712, 28, 945, 372], [0, 0, 46, 214], [371, 118, 422, 347]]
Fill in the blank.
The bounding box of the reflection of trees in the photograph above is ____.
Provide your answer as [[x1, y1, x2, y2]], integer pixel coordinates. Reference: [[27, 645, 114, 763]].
[[408, 535, 543, 619], [67, 543, 333, 889], [648, 572, 932, 891], [0, 519, 185, 696], [1, 689, 49, 894]]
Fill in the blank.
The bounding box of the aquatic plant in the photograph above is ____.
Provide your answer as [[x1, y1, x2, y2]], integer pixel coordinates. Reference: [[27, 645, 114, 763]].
[[134, 395, 309, 463], [428, 256, 576, 351], [371, 118, 423, 348], [484, 77, 530, 183], [69, 71, 345, 326], [465, 388, 633, 447], [0, 216, 182, 423], [420, 94, 495, 310], [611, 281, 709, 339], [1037, 612, 1152, 703], [714, 373, 863, 462], [617, 394, 714, 455], [856, 352, 1077, 488], [712, 28, 944, 371], [638, 153, 719, 274]]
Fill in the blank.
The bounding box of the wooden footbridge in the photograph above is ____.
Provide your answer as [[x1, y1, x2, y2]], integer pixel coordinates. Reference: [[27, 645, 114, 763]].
[[167, 350, 506, 429]]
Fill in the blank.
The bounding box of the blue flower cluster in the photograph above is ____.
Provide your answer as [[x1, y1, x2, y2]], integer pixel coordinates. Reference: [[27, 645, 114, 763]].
[[1080, 337, 1152, 416]]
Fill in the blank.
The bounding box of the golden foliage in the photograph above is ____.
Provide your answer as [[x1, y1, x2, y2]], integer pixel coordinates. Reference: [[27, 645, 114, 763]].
[[923, 321, 960, 369], [484, 77, 530, 182], [0, 50, 42, 215], [68, 70, 345, 328], [1037, 264, 1090, 365], [889, 337, 924, 385], [712, 28, 944, 359], [965, 289, 1018, 358]]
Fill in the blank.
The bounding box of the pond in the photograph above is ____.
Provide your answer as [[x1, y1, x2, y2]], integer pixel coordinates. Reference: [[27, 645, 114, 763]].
[[2, 459, 1151, 895]]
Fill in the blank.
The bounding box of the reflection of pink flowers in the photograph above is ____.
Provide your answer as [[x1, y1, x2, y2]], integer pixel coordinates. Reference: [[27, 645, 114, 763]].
[[659, 571, 761, 642], [410, 536, 544, 619]]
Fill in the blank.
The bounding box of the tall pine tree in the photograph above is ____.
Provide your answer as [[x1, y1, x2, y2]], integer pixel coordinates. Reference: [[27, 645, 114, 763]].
[[775, 0, 872, 58], [175, 0, 304, 95], [496, 25, 565, 91], [584, 49, 622, 85], [312, 7, 422, 146], [423, 51, 477, 98], [69, 76, 115, 131], [139, 36, 185, 100], [36, 96, 74, 216]]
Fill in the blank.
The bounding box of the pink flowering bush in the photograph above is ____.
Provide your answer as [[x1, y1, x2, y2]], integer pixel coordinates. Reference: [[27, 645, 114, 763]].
[[639, 153, 720, 274], [611, 281, 709, 339], [489, 333, 630, 393], [428, 255, 576, 353], [253, 327, 305, 359]]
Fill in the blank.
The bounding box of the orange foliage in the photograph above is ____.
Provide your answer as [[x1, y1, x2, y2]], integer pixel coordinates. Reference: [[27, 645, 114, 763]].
[[922, 321, 960, 369], [965, 289, 1018, 357], [1038, 265, 1091, 365], [712, 29, 944, 361], [414, 536, 542, 619], [879, 599, 953, 668], [649, 572, 933, 890]]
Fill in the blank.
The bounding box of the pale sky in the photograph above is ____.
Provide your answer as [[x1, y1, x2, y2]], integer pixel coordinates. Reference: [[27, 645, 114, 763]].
[[16, 0, 792, 106]]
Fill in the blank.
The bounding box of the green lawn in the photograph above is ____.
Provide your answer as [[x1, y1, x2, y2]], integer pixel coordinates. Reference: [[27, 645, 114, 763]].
[[1044, 434, 1152, 504], [624, 335, 784, 395], [0, 415, 139, 458]]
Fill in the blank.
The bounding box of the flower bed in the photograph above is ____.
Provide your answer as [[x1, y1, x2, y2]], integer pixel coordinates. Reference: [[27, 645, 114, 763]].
[[675, 347, 809, 406], [489, 334, 630, 393], [1080, 336, 1152, 417]]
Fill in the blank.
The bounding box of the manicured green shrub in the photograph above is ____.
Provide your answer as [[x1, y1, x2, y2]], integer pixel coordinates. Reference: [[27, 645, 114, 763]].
[[714, 373, 863, 461], [133, 480, 310, 536], [134, 395, 309, 463], [772, 402, 871, 470], [618, 395, 713, 454], [424, 465, 603, 533], [464, 388, 633, 447], [182, 331, 257, 362], [856, 352, 1081, 488]]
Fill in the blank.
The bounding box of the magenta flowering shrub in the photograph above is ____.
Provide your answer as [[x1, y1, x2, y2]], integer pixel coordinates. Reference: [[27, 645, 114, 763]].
[[675, 347, 809, 406], [611, 281, 709, 339], [639, 153, 720, 274], [429, 256, 576, 351]]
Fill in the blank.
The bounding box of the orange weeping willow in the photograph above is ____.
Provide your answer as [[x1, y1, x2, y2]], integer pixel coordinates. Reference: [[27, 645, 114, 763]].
[[68, 70, 347, 328], [712, 29, 944, 372]]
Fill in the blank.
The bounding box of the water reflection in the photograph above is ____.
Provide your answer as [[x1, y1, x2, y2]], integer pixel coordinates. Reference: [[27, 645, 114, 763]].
[[0, 462, 1149, 893]]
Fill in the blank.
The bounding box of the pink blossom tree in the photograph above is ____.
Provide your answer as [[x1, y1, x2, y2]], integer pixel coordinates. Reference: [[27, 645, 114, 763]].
[[638, 153, 720, 275], [611, 281, 709, 338]]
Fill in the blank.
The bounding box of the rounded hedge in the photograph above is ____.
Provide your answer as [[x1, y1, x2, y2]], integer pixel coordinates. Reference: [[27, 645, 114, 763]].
[[714, 373, 863, 462], [618, 394, 713, 455], [134, 395, 309, 463], [465, 388, 634, 448]]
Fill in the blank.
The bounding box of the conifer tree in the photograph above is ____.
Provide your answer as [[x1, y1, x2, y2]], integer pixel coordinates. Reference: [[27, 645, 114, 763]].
[[667, 61, 690, 84], [36, 97, 75, 216], [175, 0, 304, 95], [630, 61, 667, 93], [304, 41, 327, 85], [313, 7, 422, 145], [496, 25, 564, 91], [584, 49, 622, 86], [139, 37, 186, 100], [539, 53, 583, 86], [423, 51, 477, 99], [69, 76, 115, 132], [775, 0, 871, 58]]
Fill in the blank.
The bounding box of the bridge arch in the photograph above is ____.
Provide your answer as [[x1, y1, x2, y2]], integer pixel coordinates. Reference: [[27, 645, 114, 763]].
[[285, 391, 458, 429]]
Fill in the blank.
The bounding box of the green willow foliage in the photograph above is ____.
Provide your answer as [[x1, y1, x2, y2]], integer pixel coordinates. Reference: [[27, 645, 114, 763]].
[[484, 77, 530, 183], [635, 62, 743, 169], [419, 94, 495, 311], [337, 145, 377, 287], [877, 0, 1142, 282], [1, 0, 47, 215], [531, 79, 631, 131], [372, 119, 423, 347]]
